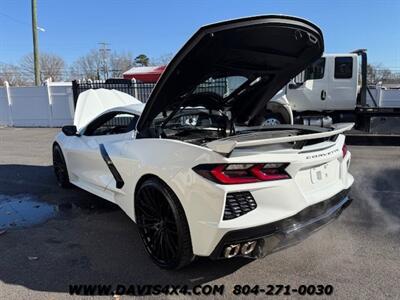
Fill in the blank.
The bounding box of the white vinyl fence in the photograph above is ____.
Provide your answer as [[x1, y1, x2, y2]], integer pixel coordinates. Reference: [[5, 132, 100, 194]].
[[0, 80, 75, 127]]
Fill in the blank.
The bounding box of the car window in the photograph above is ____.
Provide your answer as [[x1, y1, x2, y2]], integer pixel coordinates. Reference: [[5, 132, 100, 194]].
[[293, 58, 325, 84], [335, 57, 353, 79], [304, 57, 325, 80], [84, 112, 138, 136], [193, 76, 247, 98]]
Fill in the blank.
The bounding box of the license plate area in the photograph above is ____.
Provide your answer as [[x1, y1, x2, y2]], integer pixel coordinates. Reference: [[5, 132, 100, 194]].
[[295, 160, 340, 195], [310, 163, 330, 184]]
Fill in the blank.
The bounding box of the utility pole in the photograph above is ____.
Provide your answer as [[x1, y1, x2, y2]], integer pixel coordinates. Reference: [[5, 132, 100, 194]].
[[31, 0, 40, 85], [98, 42, 111, 80]]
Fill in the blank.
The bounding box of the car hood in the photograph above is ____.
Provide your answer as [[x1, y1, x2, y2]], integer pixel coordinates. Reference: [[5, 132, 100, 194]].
[[136, 15, 324, 133], [74, 88, 142, 130]]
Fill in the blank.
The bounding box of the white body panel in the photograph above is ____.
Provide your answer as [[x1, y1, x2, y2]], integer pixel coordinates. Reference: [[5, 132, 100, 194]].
[[55, 91, 354, 256], [283, 54, 359, 112], [324, 54, 359, 110]]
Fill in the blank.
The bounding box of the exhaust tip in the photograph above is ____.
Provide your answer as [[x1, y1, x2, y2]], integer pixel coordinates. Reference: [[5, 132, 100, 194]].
[[241, 241, 257, 255], [224, 244, 241, 258], [223, 241, 257, 258]]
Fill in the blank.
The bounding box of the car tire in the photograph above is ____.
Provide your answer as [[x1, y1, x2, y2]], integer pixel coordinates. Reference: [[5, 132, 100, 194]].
[[52, 144, 71, 188], [135, 178, 194, 269], [262, 113, 283, 126]]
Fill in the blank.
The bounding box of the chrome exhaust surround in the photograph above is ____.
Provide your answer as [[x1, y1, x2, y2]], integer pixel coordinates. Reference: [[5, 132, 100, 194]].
[[240, 241, 257, 255], [224, 241, 257, 258], [224, 244, 241, 258]]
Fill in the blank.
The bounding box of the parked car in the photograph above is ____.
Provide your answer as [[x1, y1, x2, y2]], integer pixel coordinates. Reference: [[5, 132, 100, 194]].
[[53, 15, 354, 269]]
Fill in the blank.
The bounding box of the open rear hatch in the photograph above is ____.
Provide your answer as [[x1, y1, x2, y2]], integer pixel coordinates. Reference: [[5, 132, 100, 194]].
[[136, 15, 324, 135]]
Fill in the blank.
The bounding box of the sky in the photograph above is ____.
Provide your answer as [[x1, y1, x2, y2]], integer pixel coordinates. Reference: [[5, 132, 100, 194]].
[[1, 0, 400, 70]]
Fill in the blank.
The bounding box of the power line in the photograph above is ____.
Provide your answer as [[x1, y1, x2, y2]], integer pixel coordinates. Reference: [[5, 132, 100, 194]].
[[0, 11, 45, 31], [98, 42, 111, 52], [98, 42, 111, 79]]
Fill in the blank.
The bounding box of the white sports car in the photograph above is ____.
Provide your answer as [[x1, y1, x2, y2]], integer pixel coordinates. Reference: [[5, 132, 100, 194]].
[[53, 15, 354, 269]]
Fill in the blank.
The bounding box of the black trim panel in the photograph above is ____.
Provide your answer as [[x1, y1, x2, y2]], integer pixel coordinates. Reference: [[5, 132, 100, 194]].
[[99, 144, 125, 189]]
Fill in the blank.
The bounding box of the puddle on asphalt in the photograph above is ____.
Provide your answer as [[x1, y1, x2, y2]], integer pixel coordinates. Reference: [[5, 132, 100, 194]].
[[0, 191, 121, 230], [0, 194, 57, 229]]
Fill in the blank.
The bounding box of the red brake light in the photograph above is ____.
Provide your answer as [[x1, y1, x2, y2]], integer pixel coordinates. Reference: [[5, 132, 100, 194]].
[[342, 144, 348, 158], [211, 165, 257, 184], [250, 164, 291, 181], [193, 163, 290, 184]]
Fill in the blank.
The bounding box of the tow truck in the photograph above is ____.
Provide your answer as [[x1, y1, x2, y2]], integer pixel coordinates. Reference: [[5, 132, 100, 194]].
[[261, 49, 400, 144]]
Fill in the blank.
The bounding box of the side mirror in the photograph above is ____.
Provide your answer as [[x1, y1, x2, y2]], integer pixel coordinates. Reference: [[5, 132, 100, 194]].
[[62, 125, 79, 136]]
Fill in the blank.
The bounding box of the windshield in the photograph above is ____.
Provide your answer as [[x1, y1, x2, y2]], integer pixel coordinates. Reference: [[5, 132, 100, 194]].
[[164, 108, 228, 130], [159, 107, 230, 145], [152, 75, 248, 132]]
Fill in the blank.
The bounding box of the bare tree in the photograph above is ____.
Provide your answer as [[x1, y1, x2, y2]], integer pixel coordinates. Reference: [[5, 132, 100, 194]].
[[368, 63, 400, 84], [110, 52, 135, 77], [0, 63, 27, 86], [71, 50, 138, 80], [19, 53, 66, 83], [376, 68, 393, 83], [367, 63, 378, 84], [70, 49, 103, 80], [151, 53, 174, 66]]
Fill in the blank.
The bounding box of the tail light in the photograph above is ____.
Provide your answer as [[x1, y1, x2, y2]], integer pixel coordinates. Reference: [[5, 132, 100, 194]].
[[342, 144, 348, 158], [193, 163, 290, 184]]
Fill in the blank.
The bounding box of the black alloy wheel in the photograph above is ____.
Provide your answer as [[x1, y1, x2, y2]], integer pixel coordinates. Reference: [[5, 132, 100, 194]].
[[135, 178, 194, 269], [53, 144, 71, 188]]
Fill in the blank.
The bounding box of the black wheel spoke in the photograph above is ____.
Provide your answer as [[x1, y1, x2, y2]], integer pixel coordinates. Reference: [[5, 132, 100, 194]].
[[138, 221, 159, 230], [153, 230, 162, 257], [136, 184, 180, 266], [159, 231, 167, 260], [137, 202, 159, 220], [142, 189, 160, 216], [163, 230, 177, 255], [165, 217, 176, 228]]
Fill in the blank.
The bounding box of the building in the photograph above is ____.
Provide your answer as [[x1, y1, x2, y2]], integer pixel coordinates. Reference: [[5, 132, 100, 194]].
[[122, 66, 166, 83]]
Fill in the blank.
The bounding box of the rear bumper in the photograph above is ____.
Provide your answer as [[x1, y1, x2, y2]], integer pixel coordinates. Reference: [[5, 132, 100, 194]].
[[209, 188, 351, 259]]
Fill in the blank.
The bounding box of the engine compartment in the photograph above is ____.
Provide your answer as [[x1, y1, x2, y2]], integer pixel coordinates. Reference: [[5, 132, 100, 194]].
[[165, 128, 224, 145], [149, 92, 333, 147], [162, 110, 332, 148]]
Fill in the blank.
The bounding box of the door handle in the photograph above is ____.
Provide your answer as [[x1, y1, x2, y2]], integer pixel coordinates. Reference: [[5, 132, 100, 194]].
[[321, 90, 326, 100]]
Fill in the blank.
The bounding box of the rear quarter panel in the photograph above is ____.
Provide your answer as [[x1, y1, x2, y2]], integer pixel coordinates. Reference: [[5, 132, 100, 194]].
[[111, 138, 226, 223]]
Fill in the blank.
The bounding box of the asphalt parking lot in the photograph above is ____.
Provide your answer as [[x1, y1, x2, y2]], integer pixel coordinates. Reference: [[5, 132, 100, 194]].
[[0, 127, 399, 299]]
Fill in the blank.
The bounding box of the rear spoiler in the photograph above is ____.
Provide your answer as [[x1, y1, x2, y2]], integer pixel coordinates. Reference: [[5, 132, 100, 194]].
[[206, 123, 354, 155]]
